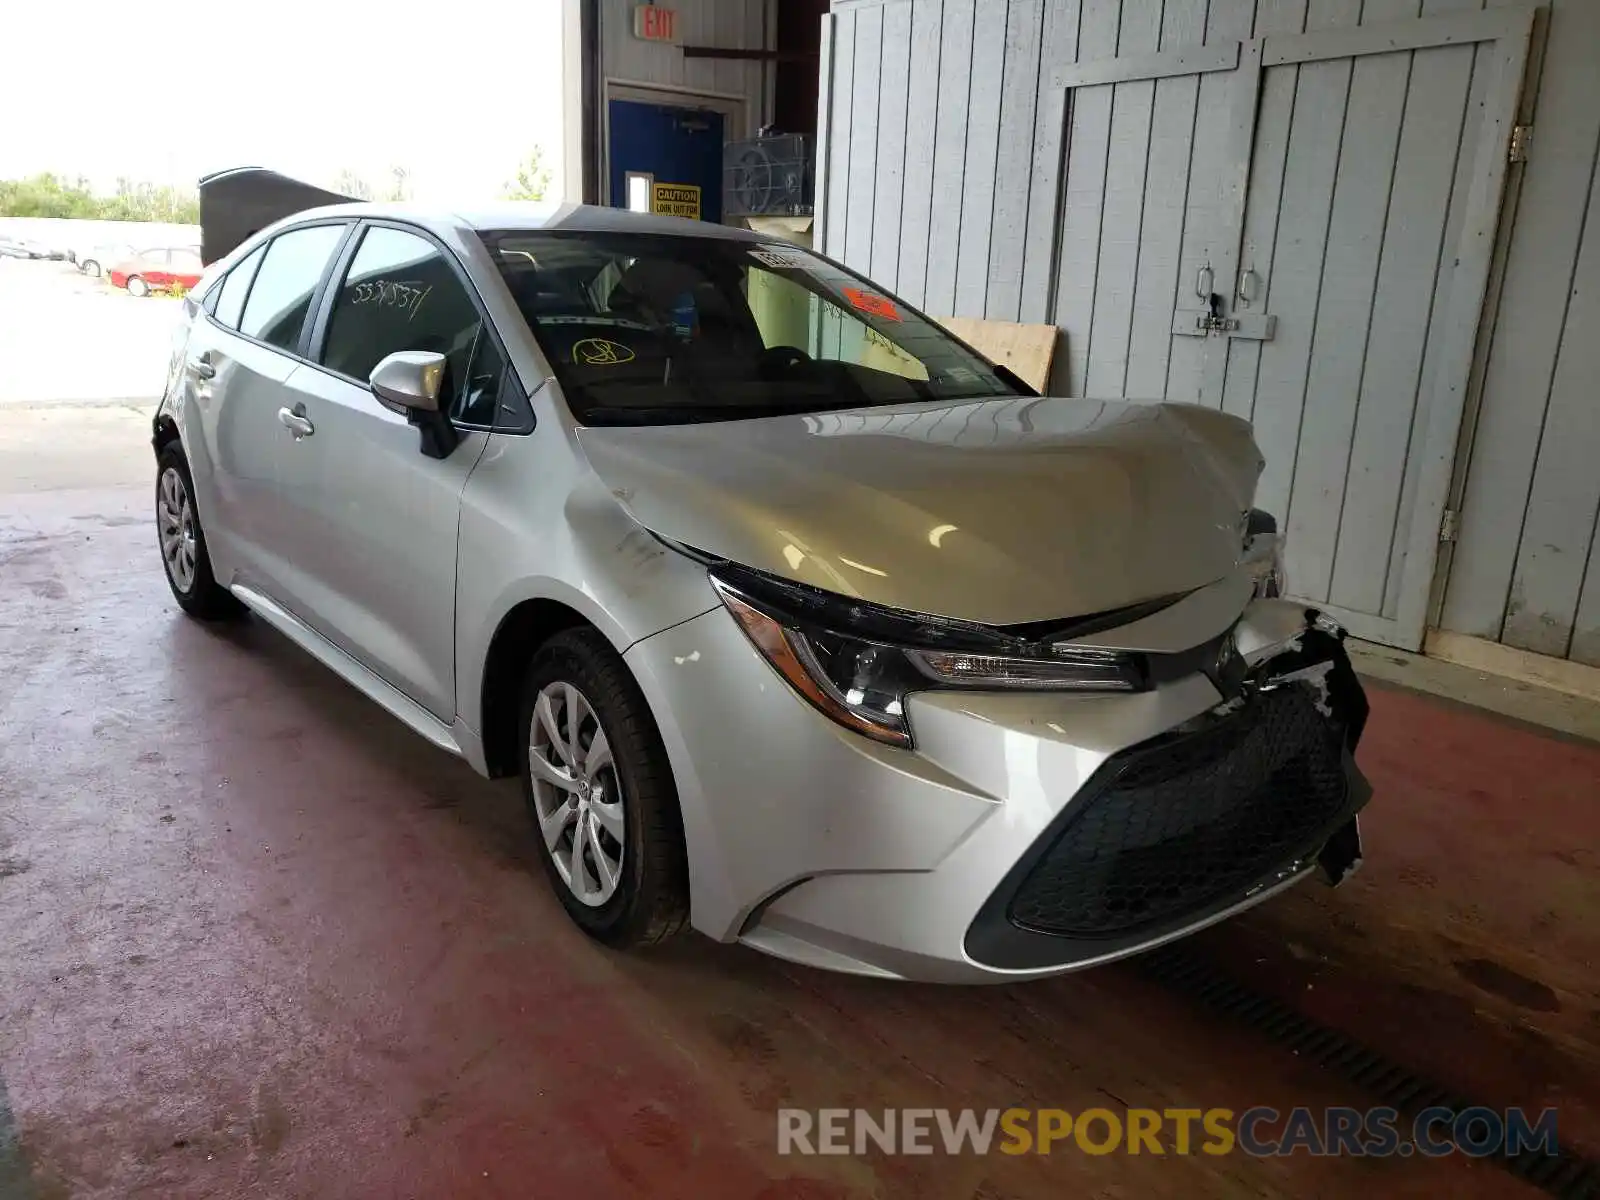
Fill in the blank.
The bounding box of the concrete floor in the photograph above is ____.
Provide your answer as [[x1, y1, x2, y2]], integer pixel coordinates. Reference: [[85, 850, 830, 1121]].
[[2, 407, 1597, 1198]]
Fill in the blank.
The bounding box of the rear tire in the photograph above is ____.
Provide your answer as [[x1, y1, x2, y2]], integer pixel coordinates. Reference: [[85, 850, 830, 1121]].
[[518, 628, 689, 948], [155, 444, 243, 620], [81, 259, 100, 277], [126, 274, 149, 297]]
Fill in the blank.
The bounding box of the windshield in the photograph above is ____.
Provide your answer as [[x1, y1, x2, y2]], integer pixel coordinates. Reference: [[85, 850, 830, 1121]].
[[478, 230, 1025, 425]]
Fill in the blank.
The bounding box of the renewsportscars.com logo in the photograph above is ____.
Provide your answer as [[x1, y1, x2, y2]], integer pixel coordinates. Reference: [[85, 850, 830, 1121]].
[[777, 1106, 1560, 1158]]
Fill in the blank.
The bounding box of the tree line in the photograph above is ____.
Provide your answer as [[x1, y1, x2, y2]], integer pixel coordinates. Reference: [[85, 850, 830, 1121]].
[[3, 147, 550, 222], [0, 174, 200, 223]]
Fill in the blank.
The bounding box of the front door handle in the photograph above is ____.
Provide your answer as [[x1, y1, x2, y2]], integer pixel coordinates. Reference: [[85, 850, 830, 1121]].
[[277, 407, 315, 438]]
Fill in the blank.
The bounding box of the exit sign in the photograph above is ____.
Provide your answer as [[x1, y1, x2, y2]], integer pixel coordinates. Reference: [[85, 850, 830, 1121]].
[[633, 5, 679, 43]]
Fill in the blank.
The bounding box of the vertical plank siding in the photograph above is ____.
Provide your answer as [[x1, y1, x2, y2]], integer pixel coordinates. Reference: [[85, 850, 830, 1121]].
[[843, 4, 883, 271], [986, 0, 1047, 320], [1442, 0, 1600, 663], [924, 0, 977, 315], [896, 0, 945, 303], [954, 0, 1011, 316], [870, 3, 913, 287], [817, 0, 1600, 663]]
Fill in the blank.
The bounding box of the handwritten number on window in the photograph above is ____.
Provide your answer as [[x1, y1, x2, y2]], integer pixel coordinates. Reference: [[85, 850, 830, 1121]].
[[350, 278, 433, 321]]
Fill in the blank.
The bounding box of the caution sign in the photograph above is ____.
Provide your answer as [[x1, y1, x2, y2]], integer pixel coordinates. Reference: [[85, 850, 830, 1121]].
[[652, 182, 702, 220]]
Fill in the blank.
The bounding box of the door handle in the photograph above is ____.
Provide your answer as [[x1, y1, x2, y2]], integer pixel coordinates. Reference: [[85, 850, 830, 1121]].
[[277, 407, 315, 438], [190, 353, 215, 380]]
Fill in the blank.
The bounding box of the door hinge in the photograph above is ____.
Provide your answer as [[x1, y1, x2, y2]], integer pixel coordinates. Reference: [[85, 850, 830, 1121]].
[[1509, 124, 1533, 164], [1439, 507, 1459, 544]]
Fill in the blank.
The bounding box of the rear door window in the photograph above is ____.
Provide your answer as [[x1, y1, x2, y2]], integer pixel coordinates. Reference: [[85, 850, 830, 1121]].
[[239, 224, 347, 352]]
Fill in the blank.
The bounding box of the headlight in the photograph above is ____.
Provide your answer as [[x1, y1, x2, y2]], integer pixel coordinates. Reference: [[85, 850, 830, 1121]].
[[710, 566, 1143, 748]]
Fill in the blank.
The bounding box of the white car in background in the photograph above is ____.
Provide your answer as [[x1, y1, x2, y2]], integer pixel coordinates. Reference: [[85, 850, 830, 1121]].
[[76, 243, 140, 278]]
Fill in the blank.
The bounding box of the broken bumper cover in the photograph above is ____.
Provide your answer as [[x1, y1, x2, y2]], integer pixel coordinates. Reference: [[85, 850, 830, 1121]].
[[964, 615, 1370, 971], [627, 597, 1371, 983]]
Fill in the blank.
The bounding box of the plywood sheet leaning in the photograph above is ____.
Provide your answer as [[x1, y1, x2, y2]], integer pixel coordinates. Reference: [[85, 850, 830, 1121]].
[[934, 316, 1060, 394]]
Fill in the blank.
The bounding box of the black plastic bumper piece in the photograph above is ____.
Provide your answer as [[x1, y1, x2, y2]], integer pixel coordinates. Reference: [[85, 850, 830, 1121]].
[[964, 618, 1372, 972]]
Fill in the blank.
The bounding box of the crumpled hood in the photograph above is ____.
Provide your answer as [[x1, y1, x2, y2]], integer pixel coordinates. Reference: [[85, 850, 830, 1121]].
[[575, 395, 1263, 626]]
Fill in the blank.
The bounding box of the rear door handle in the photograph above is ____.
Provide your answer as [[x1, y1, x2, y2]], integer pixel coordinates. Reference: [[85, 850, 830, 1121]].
[[277, 407, 315, 438], [190, 353, 215, 379]]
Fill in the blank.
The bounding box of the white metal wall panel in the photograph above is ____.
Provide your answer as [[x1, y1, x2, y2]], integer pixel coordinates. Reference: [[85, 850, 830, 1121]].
[[1328, 40, 1477, 616], [1123, 0, 1209, 398], [819, 0, 1600, 664], [822, 13, 856, 259], [844, 5, 883, 271], [602, 0, 768, 109], [1018, 0, 1080, 323], [870, 2, 913, 287], [986, 0, 1048, 321], [1050, 0, 1119, 394], [1160, 0, 1260, 403], [1500, 157, 1600, 658], [896, 0, 945, 301], [1081, 0, 1162, 394], [1441, 0, 1600, 664], [924, 0, 977, 315], [1282, 44, 1418, 602], [954, 0, 1010, 316]]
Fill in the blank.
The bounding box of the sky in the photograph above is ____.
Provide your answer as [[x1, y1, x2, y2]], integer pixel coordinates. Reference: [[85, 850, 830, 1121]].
[[2, 0, 568, 203]]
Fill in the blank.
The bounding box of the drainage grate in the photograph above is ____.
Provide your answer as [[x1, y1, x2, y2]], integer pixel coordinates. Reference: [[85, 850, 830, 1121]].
[[1139, 946, 1600, 1200]]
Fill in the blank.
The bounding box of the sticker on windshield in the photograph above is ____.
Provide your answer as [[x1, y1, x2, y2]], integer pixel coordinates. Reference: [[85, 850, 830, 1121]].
[[572, 338, 636, 365], [750, 247, 807, 270], [843, 287, 901, 322]]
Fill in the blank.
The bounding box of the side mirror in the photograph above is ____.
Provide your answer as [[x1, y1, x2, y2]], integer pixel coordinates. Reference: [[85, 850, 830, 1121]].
[[369, 350, 460, 460], [369, 350, 446, 413]]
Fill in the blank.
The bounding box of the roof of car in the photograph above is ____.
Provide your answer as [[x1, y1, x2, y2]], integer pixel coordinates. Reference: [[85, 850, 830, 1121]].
[[284, 201, 770, 243]]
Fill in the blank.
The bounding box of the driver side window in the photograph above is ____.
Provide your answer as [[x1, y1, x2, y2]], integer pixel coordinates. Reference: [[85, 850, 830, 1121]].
[[319, 226, 500, 424]]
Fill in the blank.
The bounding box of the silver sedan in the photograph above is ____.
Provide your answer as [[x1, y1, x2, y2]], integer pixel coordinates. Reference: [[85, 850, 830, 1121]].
[[151, 202, 1370, 983]]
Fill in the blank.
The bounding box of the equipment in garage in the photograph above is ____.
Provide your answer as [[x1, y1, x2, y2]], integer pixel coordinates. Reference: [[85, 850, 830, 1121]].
[[197, 167, 356, 265]]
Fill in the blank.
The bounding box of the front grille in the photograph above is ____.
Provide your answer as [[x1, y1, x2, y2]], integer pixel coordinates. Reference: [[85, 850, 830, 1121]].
[[1008, 684, 1351, 939]]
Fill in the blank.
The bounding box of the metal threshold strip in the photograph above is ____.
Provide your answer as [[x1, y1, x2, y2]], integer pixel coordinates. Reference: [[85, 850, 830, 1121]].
[[1137, 946, 1600, 1199]]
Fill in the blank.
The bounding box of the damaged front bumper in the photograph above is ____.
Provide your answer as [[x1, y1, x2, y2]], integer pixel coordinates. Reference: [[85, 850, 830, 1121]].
[[964, 604, 1372, 971], [628, 594, 1372, 983]]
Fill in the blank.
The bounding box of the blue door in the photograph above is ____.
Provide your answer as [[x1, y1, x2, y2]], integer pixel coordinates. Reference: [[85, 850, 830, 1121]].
[[607, 99, 725, 223]]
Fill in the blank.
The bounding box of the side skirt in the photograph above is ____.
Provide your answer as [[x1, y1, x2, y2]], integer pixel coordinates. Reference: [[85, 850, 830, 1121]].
[[230, 583, 464, 759]]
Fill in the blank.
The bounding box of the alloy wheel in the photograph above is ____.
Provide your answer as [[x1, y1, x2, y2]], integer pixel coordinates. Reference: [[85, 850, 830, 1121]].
[[157, 467, 197, 593], [528, 681, 626, 907]]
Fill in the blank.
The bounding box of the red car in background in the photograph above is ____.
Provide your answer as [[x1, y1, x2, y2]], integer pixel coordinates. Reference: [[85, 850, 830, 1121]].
[[109, 247, 204, 297]]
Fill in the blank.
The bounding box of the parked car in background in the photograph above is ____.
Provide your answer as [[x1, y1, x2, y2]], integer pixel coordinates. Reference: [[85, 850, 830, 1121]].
[[0, 236, 58, 260], [150, 203, 1372, 983], [110, 246, 204, 296], [77, 243, 141, 278]]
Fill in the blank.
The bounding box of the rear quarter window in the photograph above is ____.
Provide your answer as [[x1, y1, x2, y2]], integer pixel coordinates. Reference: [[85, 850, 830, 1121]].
[[238, 224, 347, 351], [212, 245, 265, 330]]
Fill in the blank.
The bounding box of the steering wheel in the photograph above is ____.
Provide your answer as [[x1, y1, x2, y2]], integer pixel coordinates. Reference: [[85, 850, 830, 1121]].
[[760, 345, 812, 376]]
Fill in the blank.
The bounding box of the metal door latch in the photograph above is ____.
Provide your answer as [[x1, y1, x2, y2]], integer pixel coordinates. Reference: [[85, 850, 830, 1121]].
[[1196, 294, 1239, 333]]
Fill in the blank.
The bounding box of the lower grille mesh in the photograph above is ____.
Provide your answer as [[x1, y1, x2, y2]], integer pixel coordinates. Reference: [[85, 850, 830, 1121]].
[[1009, 685, 1351, 939]]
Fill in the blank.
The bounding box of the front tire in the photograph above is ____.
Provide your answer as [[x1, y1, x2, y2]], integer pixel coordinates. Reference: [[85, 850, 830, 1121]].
[[155, 445, 242, 620], [518, 629, 689, 948], [126, 274, 149, 297], [81, 259, 100, 277]]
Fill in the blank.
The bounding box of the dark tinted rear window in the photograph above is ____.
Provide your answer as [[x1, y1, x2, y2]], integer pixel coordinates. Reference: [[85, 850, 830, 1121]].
[[239, 224, 346, 351]]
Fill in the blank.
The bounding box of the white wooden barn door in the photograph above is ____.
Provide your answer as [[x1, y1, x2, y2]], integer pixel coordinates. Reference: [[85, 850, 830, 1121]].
[[1053, 8, 1534, 649]]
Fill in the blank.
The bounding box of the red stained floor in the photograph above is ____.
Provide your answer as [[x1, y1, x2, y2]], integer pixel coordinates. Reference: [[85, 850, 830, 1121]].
[[1, 488, 1595, 1199]]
